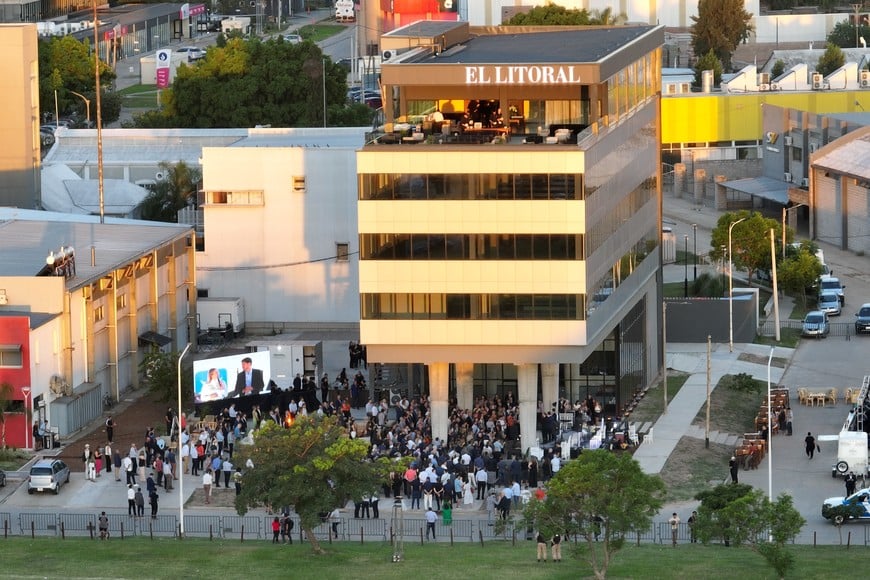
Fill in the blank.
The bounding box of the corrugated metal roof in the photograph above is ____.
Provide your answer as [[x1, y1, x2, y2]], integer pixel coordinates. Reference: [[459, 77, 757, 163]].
[[814, 131, 870, 179], [721, 176, 789, 205], [0, 208, 191, 291]]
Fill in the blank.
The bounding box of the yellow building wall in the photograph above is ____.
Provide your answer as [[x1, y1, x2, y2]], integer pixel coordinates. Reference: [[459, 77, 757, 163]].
[[662, 92, 870, 144]]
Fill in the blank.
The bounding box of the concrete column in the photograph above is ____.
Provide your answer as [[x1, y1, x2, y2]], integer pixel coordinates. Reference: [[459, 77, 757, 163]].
[[455, 363, 474, 411], [714, 174, 728, 210], [693, 168, 706, 203], [673, 163, 686, 198], [428, 363, 449, 445], [541, 363, 558, 415], [517, 364, 538, 454]]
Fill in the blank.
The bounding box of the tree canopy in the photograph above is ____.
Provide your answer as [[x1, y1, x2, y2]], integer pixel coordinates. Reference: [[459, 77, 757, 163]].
[[234, 416, 386, 553], [139, 161, 201, 223], [694, 49, 724, 86], [135, 37, 373, 129], [38, 36, 119, 125], [691, 0, 754, 71], [816, 42, 845, 76], [505, 4, 625, 26], [778, 242, 825, 306], [694, 484, 804, 578], [827, 20, 870, 50], [709, 211, 791, 284], [522, 450, 665, 580]]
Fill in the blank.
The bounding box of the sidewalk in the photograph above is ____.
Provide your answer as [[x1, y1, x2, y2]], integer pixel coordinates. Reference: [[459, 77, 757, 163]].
[[632, 341, 792, 475]]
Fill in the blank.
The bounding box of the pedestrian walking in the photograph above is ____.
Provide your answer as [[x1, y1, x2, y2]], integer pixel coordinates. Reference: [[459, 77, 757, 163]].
[[202, 470, 213, 504], [729, 456, 739, 484], [98, 512, 109, 539], [149, 489, 159, 519], [105, 416, 115, 443], [785, 407, 793, 436], [687, 511, 698, 543], [135, 486, 145, 517], [126, 484, 136, 516], [668, 513, 680, 547], [805, 432, 816, 459], [271, 517, 281, 543], [425, 507, 437, 540]]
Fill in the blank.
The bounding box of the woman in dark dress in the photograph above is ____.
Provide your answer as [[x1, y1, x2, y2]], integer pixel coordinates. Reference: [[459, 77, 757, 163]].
[[527, 459, 538, 488]]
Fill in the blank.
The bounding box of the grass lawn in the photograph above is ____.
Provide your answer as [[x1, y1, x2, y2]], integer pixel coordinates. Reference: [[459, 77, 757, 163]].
[[0, 448, 30, 471], [754, 327, 801, 348], [297, 23, 346, 42], [627, 373, 690, 425], [659, 436, 732, 501], [0, 537, 863, 579], [117, 84, 159, 109]]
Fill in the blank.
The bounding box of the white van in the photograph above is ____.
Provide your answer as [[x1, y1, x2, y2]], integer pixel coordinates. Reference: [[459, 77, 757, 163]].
[[831, 430, 868, 478], [819, 275, 845, 305]]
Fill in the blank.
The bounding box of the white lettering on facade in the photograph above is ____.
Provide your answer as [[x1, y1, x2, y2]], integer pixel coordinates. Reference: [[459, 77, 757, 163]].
[[464, 65, 581, 85]]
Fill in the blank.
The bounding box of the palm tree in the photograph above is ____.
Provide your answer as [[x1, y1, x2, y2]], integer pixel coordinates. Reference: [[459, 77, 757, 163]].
[[139, 161, 202, 223]]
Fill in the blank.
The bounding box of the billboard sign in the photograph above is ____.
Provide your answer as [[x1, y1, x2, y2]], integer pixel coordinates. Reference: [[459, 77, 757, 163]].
[[192, 350, 272, 404], [156, 49, 172, 89]]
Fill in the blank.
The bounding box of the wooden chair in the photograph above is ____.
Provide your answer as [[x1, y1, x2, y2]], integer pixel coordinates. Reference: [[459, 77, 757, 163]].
[[827, 388, 839, 405], [797, 388, 809, 405], [845, 388, 853, 405]]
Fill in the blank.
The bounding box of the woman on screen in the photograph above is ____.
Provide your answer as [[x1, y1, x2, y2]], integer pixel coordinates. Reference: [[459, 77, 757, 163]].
[[199, 368, 227, 402]]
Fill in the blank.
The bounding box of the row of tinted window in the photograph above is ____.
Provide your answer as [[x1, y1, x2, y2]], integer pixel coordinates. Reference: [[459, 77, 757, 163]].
[[360, 234, 583, 260], [361, 293, 585, 321], [359, 173, 582, 201]]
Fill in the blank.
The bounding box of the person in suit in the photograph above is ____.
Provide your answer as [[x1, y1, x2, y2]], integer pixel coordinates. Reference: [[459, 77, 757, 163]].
[[229, 357, 264, 397]]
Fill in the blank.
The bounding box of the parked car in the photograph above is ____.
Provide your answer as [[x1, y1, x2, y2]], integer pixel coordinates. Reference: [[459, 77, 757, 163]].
[[818, 291, 841, 316], [28, 459, 70, 495], [176, 46, 205, 61], [801, 310, 829, 338], [823, 487, 870, 522], [819, 275, 845, 306], [856, 303, 870, 334], [281, 33, 302, 44]]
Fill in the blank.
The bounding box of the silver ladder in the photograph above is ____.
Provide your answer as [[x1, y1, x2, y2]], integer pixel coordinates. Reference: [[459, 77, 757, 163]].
[[856, 376, 870, 433]]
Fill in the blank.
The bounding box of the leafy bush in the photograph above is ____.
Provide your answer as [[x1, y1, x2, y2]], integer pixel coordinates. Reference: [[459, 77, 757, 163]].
[[723, 373, 760, 394]]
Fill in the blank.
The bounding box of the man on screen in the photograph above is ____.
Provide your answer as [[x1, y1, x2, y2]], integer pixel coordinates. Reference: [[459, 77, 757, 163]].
[[229, 357, 264, 397]]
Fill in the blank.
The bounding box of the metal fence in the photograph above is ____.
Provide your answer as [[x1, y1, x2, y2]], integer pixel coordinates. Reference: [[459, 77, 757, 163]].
[[759, 319, 854, 338], [3, 512, 870, 546]]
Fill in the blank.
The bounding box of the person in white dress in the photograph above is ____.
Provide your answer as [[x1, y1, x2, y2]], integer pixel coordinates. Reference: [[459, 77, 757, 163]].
[[463, 477, 475, 506]]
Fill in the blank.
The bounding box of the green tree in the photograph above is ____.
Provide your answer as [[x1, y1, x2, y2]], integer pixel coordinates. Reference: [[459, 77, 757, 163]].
[[709, 211, 790, 285], [691, 0, 754, 71], [522, 450, 665, 580], [139, 349, 192, 404], [139, 161, 201, 223], [235, 416, 386, 554], [827, 20, 870, 49], [771, 59, 786, 79], [816, 42, 845, 76], [135, 37, 359, 128], [694, 484, 804, 578], [694, 49, 724, 86], [778, 245, 824, 306], [38, 36, 119, 124], [506, 4, 593, 25]]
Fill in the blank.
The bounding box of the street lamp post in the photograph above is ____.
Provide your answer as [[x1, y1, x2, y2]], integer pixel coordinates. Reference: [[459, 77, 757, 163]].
[[692, 223, 698, 281], [728, 217, 747, 352], [683, 234, 689, 298], [68, 90, 91, 128], [766, 345, 775, 540], [21, 386, 31, 449], [177, 342, 191, 536]]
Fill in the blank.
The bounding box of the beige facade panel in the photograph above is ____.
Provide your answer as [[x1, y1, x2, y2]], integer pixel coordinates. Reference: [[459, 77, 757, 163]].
[[358, 200, 584, 234], [357, 149, 584, 174], [359, 261, 584, 294], [361, 319, 586, 349]]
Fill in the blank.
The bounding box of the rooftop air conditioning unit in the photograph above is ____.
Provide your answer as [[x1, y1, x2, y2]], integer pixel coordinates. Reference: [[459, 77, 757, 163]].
[[784, 172, 792, 183], [758, 84, 770, 91], [784, 135, 793, 146], [381, 49, 394, 62], [679, 82, 691, 93], [757, 72, 770, 85], [861, 70, 870, 88], [155, 171, 165, 181], [770, 82, 780, 91], [812, 73, 824, 89], [801, 177, 809, 187]]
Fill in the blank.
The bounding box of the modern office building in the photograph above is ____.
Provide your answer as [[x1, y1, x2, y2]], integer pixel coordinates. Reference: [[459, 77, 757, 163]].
[[357, 21, 664, 451]]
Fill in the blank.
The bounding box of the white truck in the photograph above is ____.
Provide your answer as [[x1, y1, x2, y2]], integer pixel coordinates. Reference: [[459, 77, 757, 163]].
[[335, 0, 355, 22], [196, 297, 245, 335]]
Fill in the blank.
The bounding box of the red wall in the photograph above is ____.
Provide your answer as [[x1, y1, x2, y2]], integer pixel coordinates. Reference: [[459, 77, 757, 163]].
[[378, 0, 459, 33], [0, 316, 31, 449]]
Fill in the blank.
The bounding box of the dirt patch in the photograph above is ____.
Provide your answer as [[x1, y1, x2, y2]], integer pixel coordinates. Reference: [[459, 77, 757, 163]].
[[185, 484, 240, 509], [693, 376, 767, 436], [660, 436, 732, 501], [738, 353, 788, 368], [54, 393, 170, 472]]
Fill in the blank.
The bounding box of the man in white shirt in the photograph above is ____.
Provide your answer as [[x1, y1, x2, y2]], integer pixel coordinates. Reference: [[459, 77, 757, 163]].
[[475, 467, 488, 500], [551, 455, 561, 474], [202, 471, 213, 504], [425, 507, 437, 540]]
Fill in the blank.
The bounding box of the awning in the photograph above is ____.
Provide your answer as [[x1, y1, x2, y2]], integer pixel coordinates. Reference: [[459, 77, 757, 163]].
[[138, 331, 173, 347], [720, 176, 789, 205]]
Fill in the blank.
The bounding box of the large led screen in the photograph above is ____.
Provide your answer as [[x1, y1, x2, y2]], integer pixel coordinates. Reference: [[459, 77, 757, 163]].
[[192, 350, 272, 403]]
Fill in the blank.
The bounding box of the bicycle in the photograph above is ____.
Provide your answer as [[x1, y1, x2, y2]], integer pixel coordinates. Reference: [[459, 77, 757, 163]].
[[103, 393, 114, 410]]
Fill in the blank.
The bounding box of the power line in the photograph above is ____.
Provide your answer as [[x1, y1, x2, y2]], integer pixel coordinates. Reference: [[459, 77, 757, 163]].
[[197, 250, 358, 271]]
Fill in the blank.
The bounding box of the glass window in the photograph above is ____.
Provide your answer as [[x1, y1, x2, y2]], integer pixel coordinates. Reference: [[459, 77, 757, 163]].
[[532, 235, 550, 259], [0, 346, 22, 367]]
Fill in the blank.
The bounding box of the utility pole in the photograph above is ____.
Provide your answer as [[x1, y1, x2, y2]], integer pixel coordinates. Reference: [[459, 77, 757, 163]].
[[705, 335, 711, 448]]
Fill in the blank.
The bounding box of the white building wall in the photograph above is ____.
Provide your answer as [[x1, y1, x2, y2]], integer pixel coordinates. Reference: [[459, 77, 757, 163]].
[[199, 143, 362, 326], [28, 319, 62, 417], [846, 180, 870, 255]]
